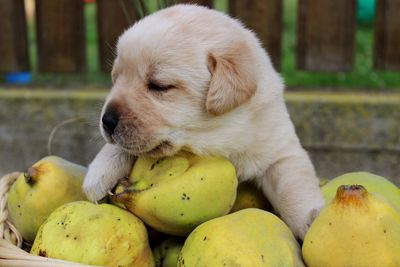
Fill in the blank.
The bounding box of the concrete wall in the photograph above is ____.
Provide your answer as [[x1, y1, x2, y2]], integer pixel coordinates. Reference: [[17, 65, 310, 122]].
[[0, 90, 106, 176], [0, 89, 399, 185], [287, 93, 400, 185]]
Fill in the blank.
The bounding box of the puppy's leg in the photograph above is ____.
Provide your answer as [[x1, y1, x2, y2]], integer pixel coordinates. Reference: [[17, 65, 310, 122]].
[[83, 144, 134, 202], [260, 150, 324, 240]]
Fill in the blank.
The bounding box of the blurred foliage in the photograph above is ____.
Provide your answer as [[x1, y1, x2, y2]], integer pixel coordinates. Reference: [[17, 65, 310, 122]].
[[281, 0, 400, 90], [23, 0, 400, 89], [357, 0, 376, 26]]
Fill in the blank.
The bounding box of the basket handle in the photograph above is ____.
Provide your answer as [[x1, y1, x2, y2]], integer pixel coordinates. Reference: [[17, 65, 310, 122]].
[[0, 173, 100, 266], [0, 172, 23, 247]]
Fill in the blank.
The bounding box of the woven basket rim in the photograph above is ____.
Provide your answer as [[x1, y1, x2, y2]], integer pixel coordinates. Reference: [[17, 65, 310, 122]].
[[0, 172, 98, 267]]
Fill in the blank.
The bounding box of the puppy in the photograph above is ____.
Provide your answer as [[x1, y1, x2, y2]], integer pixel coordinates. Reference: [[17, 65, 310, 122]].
[[83, 4, 324, 240]]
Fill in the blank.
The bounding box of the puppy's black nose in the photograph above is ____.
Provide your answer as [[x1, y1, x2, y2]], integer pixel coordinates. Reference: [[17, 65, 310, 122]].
[[102, 111, 119, 135]]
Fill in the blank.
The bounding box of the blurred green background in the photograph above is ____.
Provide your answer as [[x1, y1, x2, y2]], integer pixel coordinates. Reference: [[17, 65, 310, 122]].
[[24, 0, 400, 90]]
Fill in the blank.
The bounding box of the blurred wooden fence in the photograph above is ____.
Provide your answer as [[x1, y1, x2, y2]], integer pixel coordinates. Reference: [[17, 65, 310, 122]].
[[0, 0, 399, 74]]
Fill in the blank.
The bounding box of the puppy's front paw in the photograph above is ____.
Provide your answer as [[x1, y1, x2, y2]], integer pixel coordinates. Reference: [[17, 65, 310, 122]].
[[82, 167, 119, 202], [285, 202, 324, 241], [298, 205, 324, 240], [307, 206, 322, 227], [83, 144, 134, 202]]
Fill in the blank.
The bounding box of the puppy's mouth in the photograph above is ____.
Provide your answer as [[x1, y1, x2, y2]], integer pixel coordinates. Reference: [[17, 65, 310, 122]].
[[117, 140, 174, 158], [142, 141, 173, 157], [101, 125, 176, 157]]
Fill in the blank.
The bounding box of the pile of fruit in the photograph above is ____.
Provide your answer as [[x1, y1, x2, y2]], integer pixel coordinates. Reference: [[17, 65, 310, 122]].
[[5, 153, 400, 267]]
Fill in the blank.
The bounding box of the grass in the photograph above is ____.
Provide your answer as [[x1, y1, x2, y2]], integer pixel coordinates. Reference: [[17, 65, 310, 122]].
[[17, 0, 400, 89], [281, 0, 400, 90], [23, 3, 110, 89]]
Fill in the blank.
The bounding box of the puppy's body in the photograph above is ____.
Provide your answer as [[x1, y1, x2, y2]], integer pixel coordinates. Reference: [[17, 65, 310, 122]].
[[84, 5, 324, 239]]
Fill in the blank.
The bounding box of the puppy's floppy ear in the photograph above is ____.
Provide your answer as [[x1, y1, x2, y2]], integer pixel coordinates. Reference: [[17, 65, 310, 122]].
[[206, 42, 257, 116]]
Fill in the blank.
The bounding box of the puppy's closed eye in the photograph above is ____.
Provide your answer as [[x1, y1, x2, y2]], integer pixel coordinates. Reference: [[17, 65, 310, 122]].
[[148, 81, 175, 92]]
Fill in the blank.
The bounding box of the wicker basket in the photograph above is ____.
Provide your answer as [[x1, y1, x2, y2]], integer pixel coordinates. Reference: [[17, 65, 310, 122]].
[[0, 172, 98, 267]]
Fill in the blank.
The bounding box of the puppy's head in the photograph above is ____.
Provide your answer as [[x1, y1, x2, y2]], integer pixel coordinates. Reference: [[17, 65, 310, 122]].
[[100, 5, 261, 157]]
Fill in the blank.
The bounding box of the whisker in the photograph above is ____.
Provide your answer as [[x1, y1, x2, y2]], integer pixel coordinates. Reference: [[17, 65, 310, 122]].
[[106, 59, 114, 69], [89, 134, 106, 146], [85, 106, 103, 127], [106, 42, 117, 57]]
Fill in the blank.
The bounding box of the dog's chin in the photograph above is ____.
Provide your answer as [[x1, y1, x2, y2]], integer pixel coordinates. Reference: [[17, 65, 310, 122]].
[[118, 140, 178, 158], [142, 141, 178, 158], [101, 129, 178, 158]]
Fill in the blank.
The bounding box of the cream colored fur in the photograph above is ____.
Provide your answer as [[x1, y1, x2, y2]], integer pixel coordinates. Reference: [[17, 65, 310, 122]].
[[83, 4, 324, 240]]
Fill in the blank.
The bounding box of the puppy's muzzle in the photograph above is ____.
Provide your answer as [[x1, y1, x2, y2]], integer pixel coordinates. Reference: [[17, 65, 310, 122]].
[[102, 111, 119, 136]]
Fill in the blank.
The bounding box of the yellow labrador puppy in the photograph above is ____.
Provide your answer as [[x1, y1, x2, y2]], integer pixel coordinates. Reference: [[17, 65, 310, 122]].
[[83, 4, 324, 240]]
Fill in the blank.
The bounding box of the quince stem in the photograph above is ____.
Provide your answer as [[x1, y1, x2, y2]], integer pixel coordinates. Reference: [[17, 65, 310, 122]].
[[24, 167, 38, 185]]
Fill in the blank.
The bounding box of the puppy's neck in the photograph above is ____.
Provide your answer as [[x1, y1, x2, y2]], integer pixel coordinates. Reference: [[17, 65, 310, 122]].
[[182, 91, 296, 182]]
